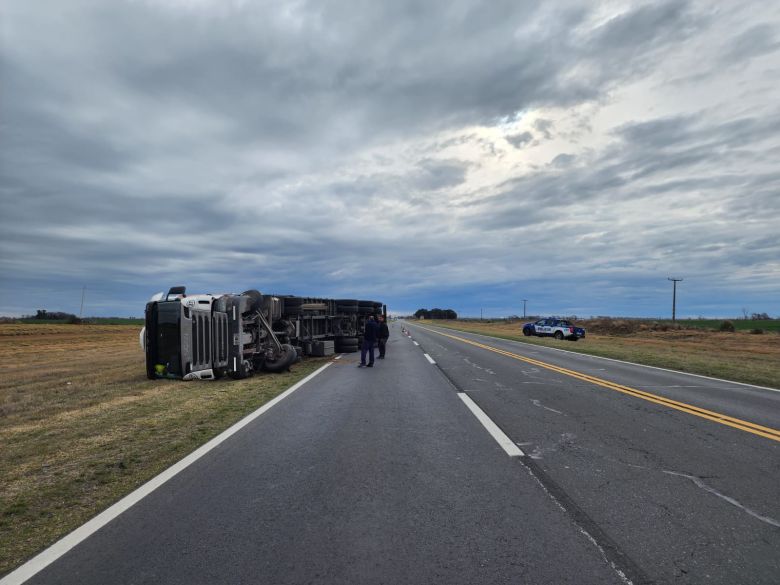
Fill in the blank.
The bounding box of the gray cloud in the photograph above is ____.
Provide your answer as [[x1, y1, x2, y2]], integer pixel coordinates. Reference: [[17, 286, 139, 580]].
[[722, 24, 780, 65], [1, 0, 778, 318], [506, 131, 534, 149], [533, 118, 554, 140]]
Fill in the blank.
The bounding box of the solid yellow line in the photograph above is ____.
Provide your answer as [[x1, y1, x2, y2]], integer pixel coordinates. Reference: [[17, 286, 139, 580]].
[[419, 326, 780, 443]]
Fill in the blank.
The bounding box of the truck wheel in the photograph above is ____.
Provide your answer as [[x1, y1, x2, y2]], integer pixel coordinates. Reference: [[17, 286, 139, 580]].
[[282, 297, 304, 316], [264, 344, 298, 373], [336, 338, 359, 352], [241, 290, 263, 313], [554, 331, 564, 340], [336, 300, 359, 314], [523, 328, 532, 336]]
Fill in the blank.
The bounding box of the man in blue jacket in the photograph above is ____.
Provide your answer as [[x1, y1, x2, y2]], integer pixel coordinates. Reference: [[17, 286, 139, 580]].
[[377, 315, 389, 359], [359, 315, 379, 367]]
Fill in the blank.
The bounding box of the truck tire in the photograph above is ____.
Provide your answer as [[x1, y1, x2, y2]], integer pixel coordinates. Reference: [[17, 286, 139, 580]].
[[283, 296, 304, 315], [264, 344, 298, 373], [336, 338, 359, 351], [241, 290, 263, 313], [336, 300, 358, 314], [554, 331, 564, 340], [523, 328, 532, 336], [336, 338, 359, 353]]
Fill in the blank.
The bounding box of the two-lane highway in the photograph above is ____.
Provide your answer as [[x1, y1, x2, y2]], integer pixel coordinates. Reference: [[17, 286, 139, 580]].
[[5, 320, 778, 584], [406, 321, 780, 584], [7, 321, 627, 585]]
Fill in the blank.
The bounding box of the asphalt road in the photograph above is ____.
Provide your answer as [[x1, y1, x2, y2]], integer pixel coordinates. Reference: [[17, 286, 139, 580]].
[[9, 321, 779, 585], [405, 321, 780, 584]]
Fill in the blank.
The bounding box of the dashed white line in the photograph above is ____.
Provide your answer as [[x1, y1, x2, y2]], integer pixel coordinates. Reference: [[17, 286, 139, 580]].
[[409, 322, 779, 393], [424, 353, 436, 364], [458, 393, 524, 457], [412, 341, 419, 346], [0, 362, 333, 585]]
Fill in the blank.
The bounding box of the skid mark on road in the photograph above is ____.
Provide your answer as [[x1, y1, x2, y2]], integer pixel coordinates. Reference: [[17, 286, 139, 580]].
[[531, 399, 563, 415], [661, 471, 780, 528], [463, 357, 495, 375]]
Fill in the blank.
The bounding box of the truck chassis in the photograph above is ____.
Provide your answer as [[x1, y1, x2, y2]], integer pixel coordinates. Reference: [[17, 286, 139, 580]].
[[141, 286, 384, 380]]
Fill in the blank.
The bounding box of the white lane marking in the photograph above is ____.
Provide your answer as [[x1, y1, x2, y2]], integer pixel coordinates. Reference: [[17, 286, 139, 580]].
[[408, 323, 780, 393], [0, 363, 333, 585], [458, 393, 524, 457], [413, 341, 419, 346], [334, 354, 342, 360], [424, 353, 436, 364]]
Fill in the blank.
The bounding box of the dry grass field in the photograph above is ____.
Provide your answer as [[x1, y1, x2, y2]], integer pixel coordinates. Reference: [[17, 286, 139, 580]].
[[0, 323, 329, 576], [2, 321, 777, 576], [423, 319, 780, 389]]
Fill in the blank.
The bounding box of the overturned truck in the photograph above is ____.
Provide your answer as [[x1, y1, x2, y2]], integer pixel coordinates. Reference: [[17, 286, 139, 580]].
[[141, 286, 385, 380]]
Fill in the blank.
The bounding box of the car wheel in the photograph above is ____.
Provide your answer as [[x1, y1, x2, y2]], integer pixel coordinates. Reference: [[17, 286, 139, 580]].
[[523, 328, 532, 336], [554, 331, 564, 340]]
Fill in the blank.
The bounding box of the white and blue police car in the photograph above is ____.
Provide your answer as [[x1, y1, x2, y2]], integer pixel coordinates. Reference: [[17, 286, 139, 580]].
[[522, 318, 586, 341]]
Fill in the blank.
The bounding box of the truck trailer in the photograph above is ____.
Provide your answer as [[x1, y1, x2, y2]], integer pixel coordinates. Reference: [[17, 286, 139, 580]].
[[141, 286, 385, 380]]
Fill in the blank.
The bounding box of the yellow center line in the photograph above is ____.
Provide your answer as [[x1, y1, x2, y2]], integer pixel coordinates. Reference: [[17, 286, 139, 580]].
[[417, 325, 780, 443]]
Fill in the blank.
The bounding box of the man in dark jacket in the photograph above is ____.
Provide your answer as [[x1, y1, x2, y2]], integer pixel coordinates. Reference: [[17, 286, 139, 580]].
[[359, 315, 379, 367], [377, 315, 389, 359]]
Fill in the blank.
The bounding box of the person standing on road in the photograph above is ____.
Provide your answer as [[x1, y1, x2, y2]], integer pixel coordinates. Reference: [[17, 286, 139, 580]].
[[359, 315, 379, 367], [377, 315, 389, 359]]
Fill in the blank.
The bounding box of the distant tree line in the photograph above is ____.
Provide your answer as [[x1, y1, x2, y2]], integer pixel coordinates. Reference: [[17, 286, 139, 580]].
[[749, 312, 771, 320], [414, 308, 457, 320], [24, 309, 81, 323]]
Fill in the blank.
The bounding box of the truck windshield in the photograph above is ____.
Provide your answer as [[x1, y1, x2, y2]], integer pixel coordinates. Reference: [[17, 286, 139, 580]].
[[154, 302, 182, 375]]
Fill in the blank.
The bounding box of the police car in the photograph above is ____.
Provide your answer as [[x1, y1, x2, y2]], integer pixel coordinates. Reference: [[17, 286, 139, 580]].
[[522, 318, 585, 341]]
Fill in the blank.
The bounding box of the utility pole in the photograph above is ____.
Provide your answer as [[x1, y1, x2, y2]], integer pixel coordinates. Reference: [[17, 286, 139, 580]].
[[79, 286, 86, 318], [522, 299, 528, 319], [668, 278, 683, 321], [480, 308, 483, 321]]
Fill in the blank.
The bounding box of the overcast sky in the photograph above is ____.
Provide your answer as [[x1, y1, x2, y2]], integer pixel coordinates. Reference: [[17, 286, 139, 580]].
[[1, 0, 779, 318]]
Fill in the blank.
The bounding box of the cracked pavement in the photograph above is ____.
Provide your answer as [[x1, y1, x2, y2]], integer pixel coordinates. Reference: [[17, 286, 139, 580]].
[[409, 322, 780, 585]]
